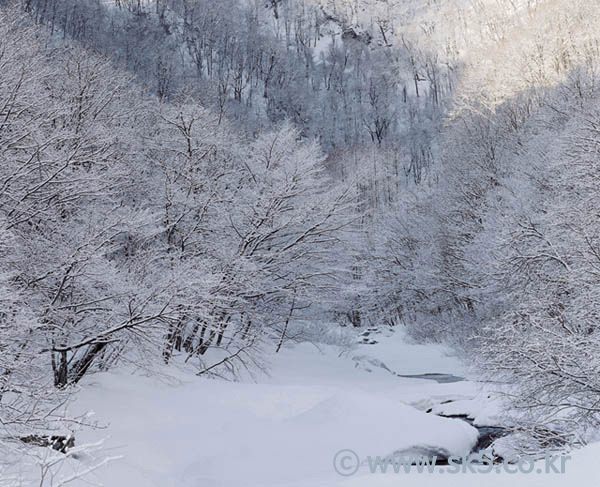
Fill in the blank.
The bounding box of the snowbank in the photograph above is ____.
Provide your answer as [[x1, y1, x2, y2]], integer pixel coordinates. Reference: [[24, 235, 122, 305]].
[[25, 328, 595, 487]]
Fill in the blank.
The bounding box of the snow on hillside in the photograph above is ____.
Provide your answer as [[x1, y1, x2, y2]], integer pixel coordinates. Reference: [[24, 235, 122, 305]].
[[7, 328, 590, 487], [59, 329, 474, 486]]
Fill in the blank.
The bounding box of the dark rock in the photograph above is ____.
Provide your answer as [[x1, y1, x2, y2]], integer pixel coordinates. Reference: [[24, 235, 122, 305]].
[[341, 27, 372, 44], [20, 434, 75, 454]]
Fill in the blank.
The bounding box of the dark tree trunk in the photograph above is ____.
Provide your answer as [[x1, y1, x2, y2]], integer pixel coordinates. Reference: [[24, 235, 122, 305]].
[[69, 343, 107, 385]]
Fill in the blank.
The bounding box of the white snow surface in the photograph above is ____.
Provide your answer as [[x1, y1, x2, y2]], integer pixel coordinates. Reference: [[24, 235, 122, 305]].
[[24, 328, 600, 487]]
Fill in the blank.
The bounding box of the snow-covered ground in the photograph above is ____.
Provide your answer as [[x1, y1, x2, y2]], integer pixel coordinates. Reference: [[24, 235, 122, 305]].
[[18, 328, 598, 487]]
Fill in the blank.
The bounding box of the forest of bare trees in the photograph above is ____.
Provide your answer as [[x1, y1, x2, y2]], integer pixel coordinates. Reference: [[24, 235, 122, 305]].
[[4, 0, 600, 483]]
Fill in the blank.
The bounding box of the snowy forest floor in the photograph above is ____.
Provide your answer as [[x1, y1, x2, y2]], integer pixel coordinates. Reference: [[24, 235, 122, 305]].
[[20, 328, 600, 487]]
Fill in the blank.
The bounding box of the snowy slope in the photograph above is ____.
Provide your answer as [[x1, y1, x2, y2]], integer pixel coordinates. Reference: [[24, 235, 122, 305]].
[[59, 329, 475, 486], [15, 328, 597, 487]]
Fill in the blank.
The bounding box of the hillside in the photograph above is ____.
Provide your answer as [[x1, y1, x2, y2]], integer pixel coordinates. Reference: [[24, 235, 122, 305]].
[[2, 0, 600, 485]]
